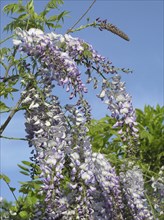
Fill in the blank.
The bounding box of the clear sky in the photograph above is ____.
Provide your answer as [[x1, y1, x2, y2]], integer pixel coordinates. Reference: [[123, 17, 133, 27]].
[[1, 0, 163, 201]]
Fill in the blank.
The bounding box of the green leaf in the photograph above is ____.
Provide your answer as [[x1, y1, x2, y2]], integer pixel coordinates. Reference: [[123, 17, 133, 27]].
[[9, 187, 16, 192], [45, 22, 60, 29], [19, 186, 29, 194], [20, 171, 29, 176], [47, 0, 63, 9], [21, 161, 33, 166], [0, 47, 11, 58], [48, 15, 58, 22], [0, 174, 10, 183], [40, 0, 61, 17], [83, 50, 93, 59], [3, 20, 19, 32], [140, 129, 154, 143], [33, 181, 42, 190], [57, 11, 69, 22], [0, 101, 10, 112], [26, 0, 34, 12], [19, 179, 42, 194], [0, 86, 19, 98], [18, 164, 30, 172], [26, 194, 37, 206], [19, 211, 28, 219], [17, 6, 26, 14], [136, 105, 164, 173], [3, 3, 19, 15], [16, 13, 28, 20]]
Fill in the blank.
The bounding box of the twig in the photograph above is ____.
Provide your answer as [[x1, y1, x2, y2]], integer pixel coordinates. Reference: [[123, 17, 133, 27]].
[[0, 135, 27, 141], [3, 46, 18, 78], [67, 22, 96, 33], [5, 181, 19, 204], [0, 34, 14, 45], [66, 0, 96, 34], [145, 192, 156, 219]]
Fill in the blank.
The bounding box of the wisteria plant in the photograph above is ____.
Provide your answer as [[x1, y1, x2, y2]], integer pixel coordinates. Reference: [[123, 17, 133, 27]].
[[0, 0, 163, 219]]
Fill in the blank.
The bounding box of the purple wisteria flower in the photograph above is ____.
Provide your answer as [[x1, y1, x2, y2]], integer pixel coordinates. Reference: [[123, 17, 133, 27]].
[[95, 73, 139, 152], [107, 74, 139, 140], [91, 153, 124, 219], [150, 166, 164, 217], [120, 164, 153, 220]]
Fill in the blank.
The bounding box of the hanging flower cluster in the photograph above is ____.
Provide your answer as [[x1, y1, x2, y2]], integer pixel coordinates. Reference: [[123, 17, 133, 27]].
[[13, 28, 153, 219], [150, 166, 164, 217], [98, 74, 139, 146]]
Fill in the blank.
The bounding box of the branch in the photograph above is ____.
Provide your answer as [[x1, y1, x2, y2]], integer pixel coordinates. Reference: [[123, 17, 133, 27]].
[[2, 46, 19, 78], [5, 181, 19, 204], [66, 0, 96, 34], [0, 75, 37, 135], [0, 95, 24, 135]]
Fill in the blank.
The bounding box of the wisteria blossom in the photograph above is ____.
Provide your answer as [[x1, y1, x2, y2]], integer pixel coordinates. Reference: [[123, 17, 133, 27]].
[[150, 166, 164, 217]]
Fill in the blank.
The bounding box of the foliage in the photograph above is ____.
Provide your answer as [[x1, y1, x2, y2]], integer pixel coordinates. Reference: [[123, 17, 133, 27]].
[[1, 163, 45, 219], [136, 105, 164, 173], [88, 116, 125, 168], [3, 0, 69, 32], [88, 105, 164, 172]]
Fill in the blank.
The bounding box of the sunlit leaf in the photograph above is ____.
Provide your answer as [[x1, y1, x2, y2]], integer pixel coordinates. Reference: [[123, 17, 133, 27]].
[[3, 4, 19, 15], [0, 174, 10, 183], [20, 171, 29, 176], [0, 101, 10, 112], [19, 211, 28, 219], [21, 161, 33, 166], [48, 15, 58, 22], [18, 164, 30, 172], [26, 0, 34, 12]]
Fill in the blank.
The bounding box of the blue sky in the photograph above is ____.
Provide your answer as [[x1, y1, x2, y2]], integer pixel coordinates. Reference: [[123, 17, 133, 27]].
[[1, 0, 163, 201]]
